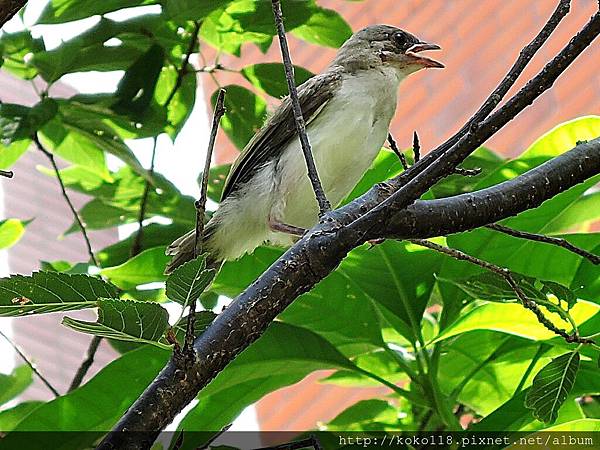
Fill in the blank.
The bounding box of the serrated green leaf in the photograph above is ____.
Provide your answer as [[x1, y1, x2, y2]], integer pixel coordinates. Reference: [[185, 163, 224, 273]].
[[63, 298, 170, 348], [241, 63, 313, 98], [166, 256, 215, 307], [163, 0, 230, 22], [37, 0, 159, 24], [0, 366, 33, 406], [0, 271, 117, 316], [100, 246, 169, 289], [0, 219, 27, 249], [213, 85, 267, 150], [525, 351, 580, 424]]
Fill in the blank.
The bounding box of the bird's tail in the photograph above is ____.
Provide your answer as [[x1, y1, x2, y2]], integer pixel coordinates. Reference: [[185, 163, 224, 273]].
[[164, 222, 221, 274]]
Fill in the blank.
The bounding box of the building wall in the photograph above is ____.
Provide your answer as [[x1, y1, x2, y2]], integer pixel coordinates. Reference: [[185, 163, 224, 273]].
[[199, 0, 600, 431]]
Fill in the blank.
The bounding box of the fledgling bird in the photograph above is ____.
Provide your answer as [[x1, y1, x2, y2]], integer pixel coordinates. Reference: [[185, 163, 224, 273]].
[[165, 25, 444, 273]]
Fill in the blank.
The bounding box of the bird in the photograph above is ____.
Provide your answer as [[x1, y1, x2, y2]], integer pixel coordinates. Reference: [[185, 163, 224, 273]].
[[165, 24, 443, 274]]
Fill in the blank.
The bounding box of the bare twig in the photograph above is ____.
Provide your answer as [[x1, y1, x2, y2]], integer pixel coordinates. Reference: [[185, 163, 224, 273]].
[[0, 169, 14, 178], [409, 239, 595, 345], [196, 424, 232, 450], [0, 329, 59, 397], [181, 88, 226, 358], [130, 137, 158, 257], [33, 136, 99, 267], [387, 133, 409, 170], [164, 21, 202, 108], [271, 0, 331, 215], [486, 223, 600, 264], [412, 131, 421, 162], [68, 335, 102, 392]]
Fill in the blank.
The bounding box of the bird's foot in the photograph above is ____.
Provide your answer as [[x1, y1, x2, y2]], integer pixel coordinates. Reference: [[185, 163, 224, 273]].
[[268, 218, 307, 237]]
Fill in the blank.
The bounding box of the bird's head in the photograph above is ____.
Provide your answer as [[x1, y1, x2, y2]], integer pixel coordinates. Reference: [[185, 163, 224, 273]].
[[332, 24, 444, 75]]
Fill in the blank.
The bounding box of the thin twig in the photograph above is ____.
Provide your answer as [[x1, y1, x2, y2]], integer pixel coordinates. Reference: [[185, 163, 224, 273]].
[[164, 21, 202, 108], [33, 136, 99, 267], [0, 169, 14, 178], [387, 133, 409, 170], [194, 89, 226, 257], [182, 88, 226, 358], [130, 137, 158, 257], [409, 239, 595, 345], [486, 223, 600, 264], [271, 0, 331, 216], [412, 131, 421, 162], [0, 329, 59, 397], [68, 335, 102, 392], [196, 424, 232, 450]]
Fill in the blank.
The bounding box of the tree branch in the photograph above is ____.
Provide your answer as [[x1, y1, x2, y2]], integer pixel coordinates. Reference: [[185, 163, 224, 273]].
[[98, 4, 600, 448], [0, 1, 26, 28], [271, 0, 331, 215], [67, 334, 101, 392], [0, 169, 14, 178]]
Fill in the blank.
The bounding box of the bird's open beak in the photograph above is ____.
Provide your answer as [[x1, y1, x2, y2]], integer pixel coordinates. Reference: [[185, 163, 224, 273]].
[[406, 42, 444, 68]]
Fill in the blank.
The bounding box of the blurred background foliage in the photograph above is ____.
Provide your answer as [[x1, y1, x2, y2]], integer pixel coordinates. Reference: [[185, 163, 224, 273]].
[[0, 0, 599, 447]]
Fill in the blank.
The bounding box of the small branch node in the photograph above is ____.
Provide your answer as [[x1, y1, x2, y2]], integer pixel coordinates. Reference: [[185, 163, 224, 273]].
[[453, 166, 482, 177], [387, 133, 409, 170], [0, 169, 14, 178], [412, 130, 421, 162]]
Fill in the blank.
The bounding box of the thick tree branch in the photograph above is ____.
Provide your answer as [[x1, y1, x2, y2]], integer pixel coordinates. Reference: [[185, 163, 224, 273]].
[[271, 0, 331, 215], [99, 5, 600, 448], [0, 0, 26, 28]]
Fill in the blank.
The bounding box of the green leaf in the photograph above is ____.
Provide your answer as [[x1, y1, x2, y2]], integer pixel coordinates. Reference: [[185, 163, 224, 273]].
[[0, 401, 43, 433], [241, 63, 313, 98], [63, 298, 170, 349], [431, 301, 600, 344], [0, 31, 45, 79], [0, 366, 33, 406], [321, 350, 408, 387], [0, 139, 30, 169], [100, 246, 170, 289], [37, 0, 159, 24], [521, 116, 600, 159], [166, 256, 215, 307], [112, 44, 165, 118], [163, 0, 230, 22], [325, 399, 400, 431], [0, 219, 27, 249], [0, 99, 57, 145], [154, 64, 196, 139], [98, 223, 191, 267], [214, 85, 267, 150], [291, 7, 352, 48], [0, 271, 117, 316], [542, 418, 600, 431], [525, 351, 580, 424], [3, 346, 169, 450], [175, 322, 354, 433]]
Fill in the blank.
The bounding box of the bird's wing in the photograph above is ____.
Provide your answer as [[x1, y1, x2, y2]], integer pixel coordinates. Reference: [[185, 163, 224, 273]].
[[221, 69, 343, 201]]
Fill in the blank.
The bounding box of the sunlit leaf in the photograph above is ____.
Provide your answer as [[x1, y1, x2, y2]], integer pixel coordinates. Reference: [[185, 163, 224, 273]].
[[0, 366, 33, 406], [0, 139, 30, 170], [100, 246, 169, 289], [0, 271, 117, 316], [37, 0, 159, 24], [0, 219, 28, 250], [525, 351, 580, 424], [63, 299, 170, 348], [166, 256, 215, 307], [241, 63, 313, 98]]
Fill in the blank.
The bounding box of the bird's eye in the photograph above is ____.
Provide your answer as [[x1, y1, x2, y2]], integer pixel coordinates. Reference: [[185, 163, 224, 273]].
[[393, 32, 408, 48]]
